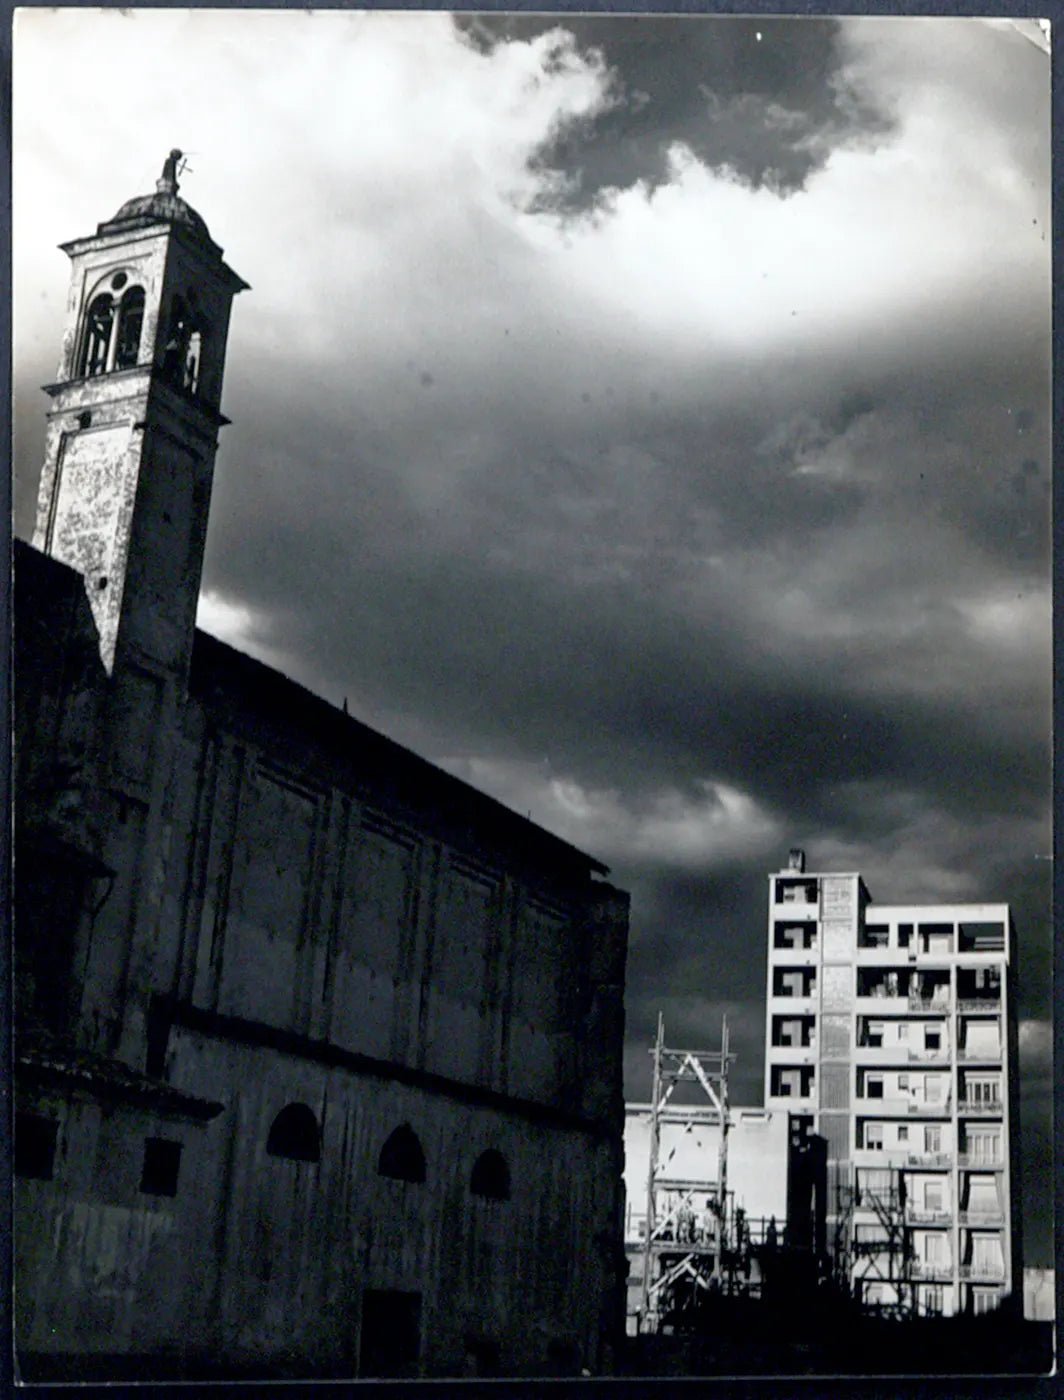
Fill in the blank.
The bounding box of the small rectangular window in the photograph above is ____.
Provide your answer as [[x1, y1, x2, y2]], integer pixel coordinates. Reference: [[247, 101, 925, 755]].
[[897, 1125, 909, 1142], [140, 1137, 183, 1197], [15, 1112, 58, 1181]]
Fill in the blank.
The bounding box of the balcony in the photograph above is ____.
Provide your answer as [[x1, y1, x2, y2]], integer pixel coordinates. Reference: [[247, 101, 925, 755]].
[[957, 1099, 1003, 1117], [852, 1147, 909, 1169], [909, 1259, 955, 1280], [770, 946, 818, 966], [908, 1099, 951, 1115], [906, 1208, 953, 1226], [907, 1048, 951, 1064], [772, 900, 818, 919], [855, 1095, 911, 1117], [854, 994, 909, 1015], [957, 1153, 1003, 1170], [956, 1045, 1002, 1063], [905, 1151, 952, 1168], [958, 1209, 1004, 1227], [959, 1263, 1005, 1282], [956, 998, 1001, 1013], [768, 1047, 816, 1066], [908, 995, 951, 1013]]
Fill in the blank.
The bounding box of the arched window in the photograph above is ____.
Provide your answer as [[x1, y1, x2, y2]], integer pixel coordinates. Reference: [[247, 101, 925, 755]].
[[113, 287, 145, 370], [266, 1103, 321, 1162], [80, 293, 114, 378], [160, 293, 207, 397], [470, 1149, 510, 1201], [378, 1124, 426, 1183]]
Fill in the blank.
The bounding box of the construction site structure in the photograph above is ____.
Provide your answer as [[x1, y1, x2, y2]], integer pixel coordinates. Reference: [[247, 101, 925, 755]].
[[834, 1164, 916, 1320], [636, 1013, 749, 1332]]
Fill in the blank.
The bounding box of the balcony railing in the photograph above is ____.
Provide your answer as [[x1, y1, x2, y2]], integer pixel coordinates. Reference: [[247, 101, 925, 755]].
[[957, 1152, 1003, 1169], [959, 1263, 1005, 1281], [909, 1259, 955, 1280], [906, 1208, 953, 1225], [906, 1151, 952, 1168], [908, 1099, 950, 1115], [908, 995, 951, 1012], [908, 1048, 950, 1063], [956, 998, 1001, 1013], [957, 1099, 1003, 1116], [958, 1209, 1004, 1226], [957, 1047, 1002, 1062]]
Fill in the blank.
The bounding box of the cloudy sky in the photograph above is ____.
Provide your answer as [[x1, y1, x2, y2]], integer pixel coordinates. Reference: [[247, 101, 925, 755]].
[[12, 11, 1052, 1263]]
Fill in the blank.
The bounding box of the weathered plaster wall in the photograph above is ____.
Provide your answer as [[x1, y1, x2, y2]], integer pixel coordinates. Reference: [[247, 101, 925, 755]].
[[16, 1045, 619, 1375]]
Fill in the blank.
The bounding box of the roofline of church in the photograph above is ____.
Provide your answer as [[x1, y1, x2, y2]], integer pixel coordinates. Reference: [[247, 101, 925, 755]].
[[13, 540, 610, 881], [189, 625, 612, 881]]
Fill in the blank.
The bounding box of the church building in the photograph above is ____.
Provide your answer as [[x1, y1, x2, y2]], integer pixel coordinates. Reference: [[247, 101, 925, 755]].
[[13, 153, 630, 1381]]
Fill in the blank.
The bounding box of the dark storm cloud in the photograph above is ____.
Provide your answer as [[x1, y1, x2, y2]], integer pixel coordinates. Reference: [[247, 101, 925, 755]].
[[455, 15, 894, 212]]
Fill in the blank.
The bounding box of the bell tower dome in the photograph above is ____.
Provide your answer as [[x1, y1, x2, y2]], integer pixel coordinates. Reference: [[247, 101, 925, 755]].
[[32, 150, 248, 679]]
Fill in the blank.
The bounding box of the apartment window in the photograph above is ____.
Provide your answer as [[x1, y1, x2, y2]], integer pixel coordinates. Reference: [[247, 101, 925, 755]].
[[898, 923, 913, 948], [925, 1233, 946, 1263], [864, 1021, 884, 1048], [965, 1177, 999, 1214], [924, 1181, 944, 1211], [857, 1169, 893, 1207], [925, 1076, 943, 1103], [968, 1077, 1000, 1106], [958, 922, 1005, 953], [925, 1029, 941, 1051], [866, 1075, 884, 1100], [140, 1137, 182, 1197], [924, 1286, 943, 1316], [897, 1125, 909, 1142], [897, 1024, 909, 1041], [864, 1123, 884, 1150], [972, 1288, 998, 1316], [971, 1235, 1003, 1273], [897, 1073, 909, 1091], [924, 1126, 942, 1154], [967, 1130, 1001, 1164]]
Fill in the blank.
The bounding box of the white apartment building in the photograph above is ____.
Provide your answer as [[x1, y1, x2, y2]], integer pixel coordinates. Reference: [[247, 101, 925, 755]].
[[763, 851, 1021, 1319]]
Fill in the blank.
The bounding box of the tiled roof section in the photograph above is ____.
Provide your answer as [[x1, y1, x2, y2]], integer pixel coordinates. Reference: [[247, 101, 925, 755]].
[[16, 1028, 223, 1121], [189, 628, 609, 880]]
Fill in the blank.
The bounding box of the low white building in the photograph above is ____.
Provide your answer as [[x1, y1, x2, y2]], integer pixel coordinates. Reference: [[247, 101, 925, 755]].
[[624, 1104, 791, 1244]]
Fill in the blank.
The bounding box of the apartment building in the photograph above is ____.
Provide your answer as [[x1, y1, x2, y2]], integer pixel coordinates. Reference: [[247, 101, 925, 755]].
[[763, 851, 1021, 1319]]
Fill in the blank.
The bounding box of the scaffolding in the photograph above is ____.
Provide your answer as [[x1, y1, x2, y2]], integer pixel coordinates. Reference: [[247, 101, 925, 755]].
[[835, 1166, 915, 1320], [637, 1012, 736, 1333]]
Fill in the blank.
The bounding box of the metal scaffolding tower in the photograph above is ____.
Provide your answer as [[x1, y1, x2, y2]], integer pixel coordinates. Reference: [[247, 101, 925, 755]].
[[836, 1166, 915, 1320], [637, 1012, 735, 1334]]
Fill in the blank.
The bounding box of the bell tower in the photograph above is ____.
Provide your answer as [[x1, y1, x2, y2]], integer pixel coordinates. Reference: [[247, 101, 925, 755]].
[[32, 150, 248, 680]]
